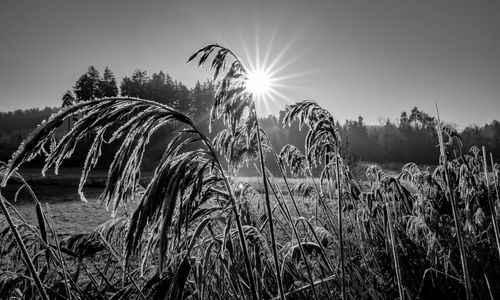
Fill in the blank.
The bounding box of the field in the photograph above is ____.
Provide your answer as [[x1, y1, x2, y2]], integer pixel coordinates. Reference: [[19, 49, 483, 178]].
[[2, 173, 325, 235], [1, 45, 500, 300], [3, 184, 108, 235]]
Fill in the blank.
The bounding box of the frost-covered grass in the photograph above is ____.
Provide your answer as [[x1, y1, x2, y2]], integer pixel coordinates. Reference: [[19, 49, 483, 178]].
[[1, 44, 499, 300]]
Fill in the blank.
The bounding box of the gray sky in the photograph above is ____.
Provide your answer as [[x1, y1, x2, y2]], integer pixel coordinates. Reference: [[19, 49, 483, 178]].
[[0, 0, 499, 128]]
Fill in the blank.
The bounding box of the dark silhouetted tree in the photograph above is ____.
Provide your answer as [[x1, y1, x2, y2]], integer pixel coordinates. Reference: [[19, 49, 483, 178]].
[[61, 90, 75, 132], [74, 66, 101, 101], [173, 81, 191, 113], [99, 67, 118, 98], [147, 71, 167, 102], [121, 69, 148, 98]]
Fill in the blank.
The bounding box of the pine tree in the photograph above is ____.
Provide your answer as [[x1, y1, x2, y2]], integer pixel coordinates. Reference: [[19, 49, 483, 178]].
[[61, 90, 75, 132], [74, 66, 101, 101], [99, 67, 118, 98]]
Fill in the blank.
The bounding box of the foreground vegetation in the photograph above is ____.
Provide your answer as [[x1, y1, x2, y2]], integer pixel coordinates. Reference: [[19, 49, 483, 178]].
[[1, 44, 500, 299]]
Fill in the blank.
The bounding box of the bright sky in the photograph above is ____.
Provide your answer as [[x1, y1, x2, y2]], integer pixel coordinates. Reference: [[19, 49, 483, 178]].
[[0, 0, 499, 128]]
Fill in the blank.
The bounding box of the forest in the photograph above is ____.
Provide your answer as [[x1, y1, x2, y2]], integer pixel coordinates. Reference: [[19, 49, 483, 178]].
[[1, 65, 499, 171]]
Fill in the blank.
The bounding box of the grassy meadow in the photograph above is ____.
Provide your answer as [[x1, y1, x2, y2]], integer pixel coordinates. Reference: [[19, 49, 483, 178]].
[[2, 174, 323, 235], [1, 44, 500, 300]]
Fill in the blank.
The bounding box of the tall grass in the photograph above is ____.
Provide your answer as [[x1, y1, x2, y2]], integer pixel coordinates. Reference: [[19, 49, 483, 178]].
[[0, 44, 499, 299]]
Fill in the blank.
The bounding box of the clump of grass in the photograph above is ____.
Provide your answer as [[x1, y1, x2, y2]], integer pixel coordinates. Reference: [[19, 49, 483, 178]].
[[0, 44, 499, 300]]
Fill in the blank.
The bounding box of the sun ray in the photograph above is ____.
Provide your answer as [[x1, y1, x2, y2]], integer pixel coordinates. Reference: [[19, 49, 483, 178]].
[[235, 25, 317, 116], [262, 23, 278, 70]]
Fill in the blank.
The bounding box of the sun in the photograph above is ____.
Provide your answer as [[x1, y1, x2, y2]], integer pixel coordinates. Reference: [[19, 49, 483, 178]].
[[246, 69, 271, 97], [239, 35, 307, 115]]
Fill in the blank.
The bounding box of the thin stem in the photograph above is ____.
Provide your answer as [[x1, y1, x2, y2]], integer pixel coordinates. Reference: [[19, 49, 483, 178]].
[[486, 150, 500, 259], [386, 195, 404, 300], [484, 273, 494, 300], [307, 170, 337, 232], [271, 151, 301, 217], [270, 275, 340, 300], [254, 115, 285, 300], [191, 122, 260, 300], [44, 204, 72, 300], [97, 232, 147, 300], [264, 168, 320, 299], [417, 268, 462, 298], [435, 103, 472, 300], [334, 151, 346, 300], [0, 192, 49, 300]]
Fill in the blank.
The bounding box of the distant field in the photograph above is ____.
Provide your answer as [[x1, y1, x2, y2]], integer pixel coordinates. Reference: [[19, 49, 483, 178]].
[[2, 184, 115, 235], [2, 168, 132, 234], [1, 168, 320, 235], [1, 163, 403, 235]]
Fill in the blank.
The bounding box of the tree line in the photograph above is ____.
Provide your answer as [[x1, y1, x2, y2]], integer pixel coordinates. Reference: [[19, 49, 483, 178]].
[[61, 66, 213, 123], [1, 65, 498, 171]]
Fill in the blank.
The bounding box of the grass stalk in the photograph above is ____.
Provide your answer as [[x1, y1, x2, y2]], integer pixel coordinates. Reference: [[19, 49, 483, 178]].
[[192, 122, 260, 300], [44, 204, 72, 300], [272, 151, 301, 217], [386, 195, 404, 300], [0, 192, 49, 300], [436, 104, 472, 300], [270, 275, 340, 300], [264, 169, 320, 299], [484, 273, 494, 300], [486, 150, 500, 259], [307, 170, 337, 232], [97, 232, 147, 300], [333, 150, 347, 300], [254, 115, 285, 300]]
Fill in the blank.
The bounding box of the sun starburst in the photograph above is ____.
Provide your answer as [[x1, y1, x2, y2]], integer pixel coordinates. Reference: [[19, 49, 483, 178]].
[[246, 68, 271, 98], [242, 55, 284, 115], [239, 33, 310, 116]]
